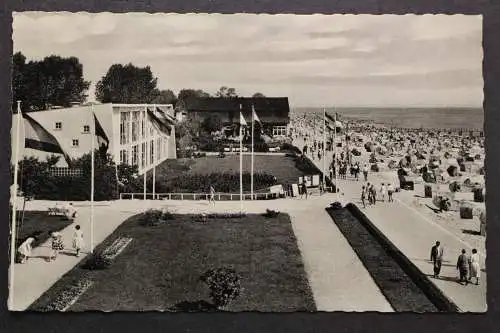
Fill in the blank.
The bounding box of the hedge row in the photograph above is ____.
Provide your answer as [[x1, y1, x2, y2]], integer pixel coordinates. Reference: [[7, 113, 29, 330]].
[[153, 172, 277, 193]]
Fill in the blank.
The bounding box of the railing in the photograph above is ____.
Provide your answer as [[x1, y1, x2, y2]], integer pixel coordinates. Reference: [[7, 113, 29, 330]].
[[119, 192, 283, 201]]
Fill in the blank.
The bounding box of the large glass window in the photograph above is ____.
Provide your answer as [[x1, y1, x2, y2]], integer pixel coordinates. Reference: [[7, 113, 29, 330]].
[[141, 142, 146, 168], [120, 112, 130, 145], [156, 138, 161, 160], [150, 140, 154, 164], [132, 111, 140, 142], [131, 145, 139, 166], [119, 149, 128, 165]]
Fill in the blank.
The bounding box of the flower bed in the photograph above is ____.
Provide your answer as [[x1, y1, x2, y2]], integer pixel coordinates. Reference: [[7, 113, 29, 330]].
[[37, 278, 93, 311]]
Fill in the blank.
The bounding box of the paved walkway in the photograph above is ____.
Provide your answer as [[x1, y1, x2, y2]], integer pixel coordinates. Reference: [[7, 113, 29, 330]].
[[296, 136, 487, 312], [10, 196, 393, 312], [9, 202, 136, 311]]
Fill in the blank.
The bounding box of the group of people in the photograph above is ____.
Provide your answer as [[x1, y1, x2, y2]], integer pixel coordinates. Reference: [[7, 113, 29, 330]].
[[360, 182, 395, 208], [17, 224, 85, 264], [430, 241, 481, 286]]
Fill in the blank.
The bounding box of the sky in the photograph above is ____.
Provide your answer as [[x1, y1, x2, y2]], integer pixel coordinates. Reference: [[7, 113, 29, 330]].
[[13, 12, 483, 107]]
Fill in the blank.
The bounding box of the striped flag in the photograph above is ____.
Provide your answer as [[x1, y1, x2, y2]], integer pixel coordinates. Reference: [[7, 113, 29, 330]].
[[325, 113, 343, 131], [22, 112, 72, 165], [147, 109, 172, 137]]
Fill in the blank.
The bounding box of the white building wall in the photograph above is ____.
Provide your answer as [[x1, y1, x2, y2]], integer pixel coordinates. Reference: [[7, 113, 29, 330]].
[[11, 103, 176, 174]]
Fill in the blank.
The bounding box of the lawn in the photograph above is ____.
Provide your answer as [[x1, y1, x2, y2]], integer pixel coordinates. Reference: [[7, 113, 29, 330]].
[[150, 154, 305, 189], [11, 210, 73, 249], [29, 212, 316, 312]]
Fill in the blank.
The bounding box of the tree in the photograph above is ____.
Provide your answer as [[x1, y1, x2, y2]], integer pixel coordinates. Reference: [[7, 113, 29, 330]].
[[215, 86, 238, 98], [152, 89, 177, 105], [12, 53, 90, 111], [95, 63, 158, 103], [178, 89, 210, 102], [252, 92, 266, 98], [202, 114, 223, 134]]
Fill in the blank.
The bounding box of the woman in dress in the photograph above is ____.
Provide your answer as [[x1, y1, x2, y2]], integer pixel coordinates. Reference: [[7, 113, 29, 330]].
[[469, 248, 481, 285], [72, 225, 85, 257], [17, 237, 35, 264], [49, 232, 64, 262]]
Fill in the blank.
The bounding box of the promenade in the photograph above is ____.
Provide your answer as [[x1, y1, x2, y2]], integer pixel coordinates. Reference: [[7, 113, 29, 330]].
[[295, 136, 487, 312], [10, 195, 393, 312]]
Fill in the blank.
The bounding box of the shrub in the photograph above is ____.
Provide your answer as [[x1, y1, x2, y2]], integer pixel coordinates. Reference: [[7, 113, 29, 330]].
[[330, 201, 343, 210], [81, 252, 112, 270], [263, 209, 280, 218], [200, 267, 241, 309], [139, 209, 173, 226]]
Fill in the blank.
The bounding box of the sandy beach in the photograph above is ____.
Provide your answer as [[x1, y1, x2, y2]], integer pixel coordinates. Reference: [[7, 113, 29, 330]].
[[290, 109, 486, 260]]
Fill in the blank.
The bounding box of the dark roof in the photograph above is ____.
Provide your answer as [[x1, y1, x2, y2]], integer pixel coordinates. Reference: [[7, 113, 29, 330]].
[[185, 97, 290, 123]]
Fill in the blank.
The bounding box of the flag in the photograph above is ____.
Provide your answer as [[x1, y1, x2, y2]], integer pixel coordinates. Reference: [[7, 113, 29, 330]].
[[239, 112, 247, 126], [252, 106, 264, 134], [325, 113, 343, 130], [22, 112, 72, 165], [94, 114, 109, 149], [155, 107, 176, 126], [147, 109, 172, 137]]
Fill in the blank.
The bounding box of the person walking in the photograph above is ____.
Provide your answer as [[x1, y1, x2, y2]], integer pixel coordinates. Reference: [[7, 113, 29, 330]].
[[72, 225, 85, 257], [456, 249, 469, 285], [430, 241, 444, 278], [370, 184, 377, 205], [380, 183, 387, 202], [468, 248, 481, 285], [387, 183, 394, 202], [366, 182, 372, 205], [363, 164, 369, 181], [209, 185, 216, 205], [361, 185, 366, 208], [17, 237, 35, 264], [49, 232, 64, 262], [300, 182, 308, 199]]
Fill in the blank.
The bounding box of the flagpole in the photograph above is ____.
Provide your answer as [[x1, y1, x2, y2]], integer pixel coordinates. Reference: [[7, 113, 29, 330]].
[[334, 111, 338, 200], [143, 106, 147, 203], [323, 108, 326, 187], [90, 104, 95, 254], [239, 105, 243, 213], [152, 105, 156, 200], [9, 101, 22, 309], [251, 105, 255, 200]]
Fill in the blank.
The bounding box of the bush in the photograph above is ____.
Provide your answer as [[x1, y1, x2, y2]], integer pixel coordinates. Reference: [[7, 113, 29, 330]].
[[200, 267, 241, 309], [263, 209, 280, 218], [330, 202, 343, 210], [139, 209, 173, 226], [155, 172, 277, 193], [81, 252, 112, 270], [281, 143, 301, 154]]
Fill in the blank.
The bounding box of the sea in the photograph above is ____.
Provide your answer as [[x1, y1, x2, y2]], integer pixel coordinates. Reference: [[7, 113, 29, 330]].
[[292, 107, 484, 130]]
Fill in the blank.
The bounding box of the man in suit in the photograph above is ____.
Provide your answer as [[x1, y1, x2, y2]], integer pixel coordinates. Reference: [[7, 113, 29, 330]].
[[430, 241, 445, 278]]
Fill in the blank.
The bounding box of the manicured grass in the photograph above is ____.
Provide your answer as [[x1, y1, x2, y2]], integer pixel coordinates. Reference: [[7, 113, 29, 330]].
[[29, 213, 315, 312], [326, 207, 439, 312], [152, 154, 304, 187], [12, 210, 73, 248]]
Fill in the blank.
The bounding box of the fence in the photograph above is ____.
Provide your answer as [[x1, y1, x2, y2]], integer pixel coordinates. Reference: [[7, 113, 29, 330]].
[[119, 192, 282, 201], [49, 167, 83, 177]]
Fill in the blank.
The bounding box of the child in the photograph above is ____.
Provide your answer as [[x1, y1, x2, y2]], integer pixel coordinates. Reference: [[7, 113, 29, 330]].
[[72, 225, 85, 257], [49, 232, 64, 262]]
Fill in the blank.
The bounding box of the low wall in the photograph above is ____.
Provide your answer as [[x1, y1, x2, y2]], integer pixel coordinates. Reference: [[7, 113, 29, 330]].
[[345, 203, 460, 312]]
